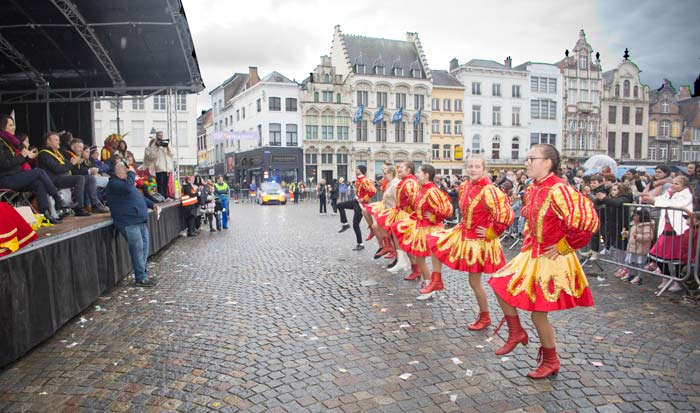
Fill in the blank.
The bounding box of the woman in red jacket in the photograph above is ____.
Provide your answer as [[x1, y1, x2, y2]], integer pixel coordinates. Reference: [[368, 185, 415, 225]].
[[488, 144, 599, 379], [427, 155, 514, 329]]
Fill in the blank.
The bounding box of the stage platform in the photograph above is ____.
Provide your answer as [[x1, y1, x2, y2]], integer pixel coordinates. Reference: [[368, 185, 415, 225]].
[[0, 201, 184, 368]]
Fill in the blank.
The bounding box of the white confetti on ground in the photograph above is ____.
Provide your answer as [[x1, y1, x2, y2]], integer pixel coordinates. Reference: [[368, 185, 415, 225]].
[[408, 360, 420, 365], [451, 357, 463, 365], [399, 373, 413, 380]]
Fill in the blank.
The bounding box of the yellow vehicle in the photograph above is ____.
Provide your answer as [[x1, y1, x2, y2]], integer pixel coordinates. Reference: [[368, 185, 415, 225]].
[[257, 182, 287, 205]]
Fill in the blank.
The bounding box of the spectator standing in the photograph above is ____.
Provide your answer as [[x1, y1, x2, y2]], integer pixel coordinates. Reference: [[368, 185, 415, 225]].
[[339, 178, 348, 201], [182, 176, 200, 237], [214, 176, 230, 229], [596, 182, 633, 259], [105, 162, 159, 287], [292, 181, 300, 204], [687, 162, 700, 210], [144, 131, 174, 198], [329, 179, 339, 215], [617, 208, 654, 283], [317, 178, 327, 215], [202, 180, 219, 232]]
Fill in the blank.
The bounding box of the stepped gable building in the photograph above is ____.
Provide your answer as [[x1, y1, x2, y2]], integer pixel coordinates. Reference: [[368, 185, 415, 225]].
[[648, 79, 683, 162]]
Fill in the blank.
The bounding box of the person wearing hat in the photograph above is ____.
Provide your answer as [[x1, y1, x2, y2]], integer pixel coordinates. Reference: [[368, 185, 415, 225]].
[[337, 165, 376, 250]]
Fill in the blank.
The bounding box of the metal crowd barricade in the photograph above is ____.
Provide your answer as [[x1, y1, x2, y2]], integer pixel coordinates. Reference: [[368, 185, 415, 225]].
[[580, 202, 697, 297]]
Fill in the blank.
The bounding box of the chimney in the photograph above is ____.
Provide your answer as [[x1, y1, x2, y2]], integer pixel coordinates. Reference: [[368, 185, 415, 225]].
[[449, 58, 459, 72], [247, 66, 260, 87], [679, 85, 691, 100], [504, 56, 512, 69]]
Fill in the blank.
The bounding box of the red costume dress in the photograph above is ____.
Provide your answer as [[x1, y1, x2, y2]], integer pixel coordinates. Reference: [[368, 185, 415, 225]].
[[394, 182, 453, 257], [0, 202, 38, 257], [354, 175, 377, 206], [428, 177, 514, 273], [488, 173, 598, 311], [374, 174, 420, 229]]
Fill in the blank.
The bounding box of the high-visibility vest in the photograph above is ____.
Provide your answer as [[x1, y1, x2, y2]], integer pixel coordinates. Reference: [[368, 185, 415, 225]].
[[181, 195, 197, 207]]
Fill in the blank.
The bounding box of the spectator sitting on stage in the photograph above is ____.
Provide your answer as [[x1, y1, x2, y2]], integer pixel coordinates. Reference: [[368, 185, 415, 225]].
[[0, 116, 68, 224], [116, 140, 135, 164], [66, 138, 109, 213], [106, 162, 159, 287], [37, 131, 91, 217], [88, 146, 110, 175], [101, 133, 121, 162]]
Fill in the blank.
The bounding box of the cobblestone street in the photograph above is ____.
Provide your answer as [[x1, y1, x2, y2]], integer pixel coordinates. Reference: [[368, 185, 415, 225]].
[[1, 202, 700, 412]]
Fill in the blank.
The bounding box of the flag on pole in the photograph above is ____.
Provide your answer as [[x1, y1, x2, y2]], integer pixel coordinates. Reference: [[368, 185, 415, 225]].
[[353, 105, 364, 123], [392, 107, 403, 123], [413, 109, 422, 128], [373, 106, 384, 125]]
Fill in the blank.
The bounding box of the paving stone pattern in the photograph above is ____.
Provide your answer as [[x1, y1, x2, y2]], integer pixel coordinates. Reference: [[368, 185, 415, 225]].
[[1, 203, 699, 412]]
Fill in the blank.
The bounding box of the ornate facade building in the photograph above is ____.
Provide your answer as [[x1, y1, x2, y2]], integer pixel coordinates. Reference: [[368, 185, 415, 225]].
[[601, 50, 650, 161], [429, 70, 465, 176], [557, 30, 603, 161], [648, 79, 683, 162]]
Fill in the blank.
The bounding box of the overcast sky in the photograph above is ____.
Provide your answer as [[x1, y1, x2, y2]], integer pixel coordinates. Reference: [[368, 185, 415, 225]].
[[182, 0, 700, 114]]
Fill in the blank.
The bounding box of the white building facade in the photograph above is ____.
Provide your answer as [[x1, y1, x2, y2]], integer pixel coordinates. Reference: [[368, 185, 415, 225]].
[[521, 62, 564, 153], [450, 57, 530, 168], [93, 93, 199, 173], [329, 26, 432, 179]]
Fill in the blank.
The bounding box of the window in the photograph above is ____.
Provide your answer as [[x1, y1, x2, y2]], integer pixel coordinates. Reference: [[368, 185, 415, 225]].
[[634, 133, 643, 158], [305, 116, 319, 140], [512, 107, 520, 126], [94, 101, 101, 110], [413, 122, 424, 143], [454, 144, 463, 161], [336, 93, 341, 104], [131, 120, 144, 145], [615, 84, 620, 97], [132, 98, 144, 110], [321, 153, 333, 164], [621, 132, 629, 157], [671, 147, 679, 160], [659, 147, 668, 160], [269, 123, 281, 146], [395, 93, 406, 109], [693, 128, 700, 142], [153, 96, 165, 111], [305, 153, 318, 164], [286, 124, 298, 146], [285, 98, 297, 112], [176, 94, 187, 111], [492, 83, 501, 97], [269, 97, 281, 111], [649, 147, 656, 160], [549, 101, 556, 119], [622, 106, 630, 125], [431, 98, 440, 111], [321, 116, 334, 140], [539, 78, 548, 92], [650, 120, 657, 136], [323, 73, 330, 83], [432, 144, 440, 160], [607, 132, 616, 156], [355, 64, 365, 74], [512, 85, 521, 98], [376, 92, 388, 108], [337, 116, 350, 140], [455, 121, 462, 135], [242, 107, 246, 119], [672, 121, 681, 137], [530, 77, 538, 92], [393, 66, 403, 77], [443, 144, 452, 160], [236, 110, 240, 121], [579, 55, 587, 69], [357, 120, 368, 141], [396, 121, 406, 142], [531, 100, 540, 119], [623, 80, 630, 98], [443, 120, 451, 134], [548, 78, 556, 93], [443, 99, 451, 111], [472, 135, 481, 152], [492, 135, 501, 159], [511, 137, 520, 160], [472, 82, 481, 95], [660, 120, 671, 137], [633, 85, 639, 98], [662, 101, 670, 113], [357, 91, 369, 107], [414, 94, 424, 110], [322, 91, 333, 102], [431, 120, 440, 134], [608, 106, 617, 124], [472, 105, 481, 124], [337, 153, 348, 164], [376, 121, 387, 142], [455, 99, 462, 112], [492, 106, 501, 125], [411, 68, 422, 78], [314, 92, 319, 102]]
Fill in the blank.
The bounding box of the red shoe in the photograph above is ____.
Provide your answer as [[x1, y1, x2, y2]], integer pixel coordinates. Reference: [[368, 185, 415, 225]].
[[467, 311, 491, 331], [419, 272, 444, 294], [494, 315, 529, 355], [365, 231, 375, 241], [378, 237, 396, 259], [527, 347, 560, 379], [404, 264, 422, 281]]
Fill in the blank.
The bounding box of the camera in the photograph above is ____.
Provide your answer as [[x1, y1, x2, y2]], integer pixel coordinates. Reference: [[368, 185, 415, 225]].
[[156, 139, 170, 148]]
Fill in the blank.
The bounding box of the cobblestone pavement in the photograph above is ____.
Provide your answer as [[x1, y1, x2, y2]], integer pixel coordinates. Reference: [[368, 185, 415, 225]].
[[1, 202, 700, 412]]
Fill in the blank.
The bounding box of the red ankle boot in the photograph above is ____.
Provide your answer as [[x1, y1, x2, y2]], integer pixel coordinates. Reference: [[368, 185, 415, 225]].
[[419, 272, 444, 294], [379, 237, 396, 259], [494, 315, 529, 355], [365, 228, 375, 241], [404, 264, 422, 281], [467, 311, 491, 331], [527, 347, 560, 379]]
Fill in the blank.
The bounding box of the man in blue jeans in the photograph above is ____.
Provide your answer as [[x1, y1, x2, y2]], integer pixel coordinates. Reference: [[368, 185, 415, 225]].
[[106, 162, 160, 287]]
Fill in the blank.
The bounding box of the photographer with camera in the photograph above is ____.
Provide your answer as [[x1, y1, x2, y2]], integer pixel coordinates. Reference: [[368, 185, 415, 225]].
[[144, 131, 174, 199]]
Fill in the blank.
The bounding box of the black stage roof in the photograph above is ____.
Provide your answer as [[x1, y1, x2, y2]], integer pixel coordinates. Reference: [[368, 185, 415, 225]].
[[0, 0, 204, 103]]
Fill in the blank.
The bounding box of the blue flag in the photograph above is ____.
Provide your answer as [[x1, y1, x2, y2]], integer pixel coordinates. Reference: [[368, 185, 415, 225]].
[[413, 109, 422, 128], [392, 107, 403, 123], [373, 106, 384, 124], [353, 105, 364, 123]]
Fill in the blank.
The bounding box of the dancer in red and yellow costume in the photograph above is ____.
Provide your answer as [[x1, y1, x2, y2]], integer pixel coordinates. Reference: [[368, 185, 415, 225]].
[[427, 155, 514, 329], [364, 165, 400, 262], [376, 161, 420, 274], [488, 144, 598, 379], [394, 164, 453, 299], [0, 202, 38, 257]]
